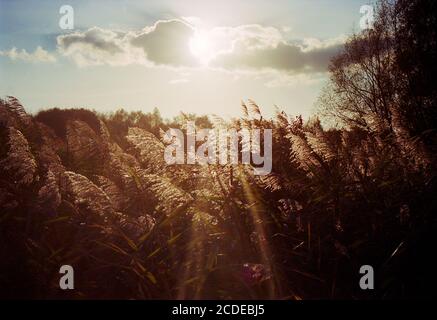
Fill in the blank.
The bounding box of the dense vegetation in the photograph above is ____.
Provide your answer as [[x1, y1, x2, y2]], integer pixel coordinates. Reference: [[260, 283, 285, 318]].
[[0, 0, 436, 299]]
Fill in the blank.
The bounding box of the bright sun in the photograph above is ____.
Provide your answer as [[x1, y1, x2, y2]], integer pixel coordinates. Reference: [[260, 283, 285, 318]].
[[189, 31, 213, 65]]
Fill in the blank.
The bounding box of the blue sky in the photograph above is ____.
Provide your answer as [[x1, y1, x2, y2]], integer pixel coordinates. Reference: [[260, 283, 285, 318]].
[[0, 0, 371, 119]]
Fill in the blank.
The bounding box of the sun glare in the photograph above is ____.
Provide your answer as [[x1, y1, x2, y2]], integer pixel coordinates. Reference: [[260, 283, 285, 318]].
[[189, 31, 213, 65]]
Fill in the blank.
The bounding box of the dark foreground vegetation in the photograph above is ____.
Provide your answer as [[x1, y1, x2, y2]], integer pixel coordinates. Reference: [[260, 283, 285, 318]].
[[1, 0, 436, 299]]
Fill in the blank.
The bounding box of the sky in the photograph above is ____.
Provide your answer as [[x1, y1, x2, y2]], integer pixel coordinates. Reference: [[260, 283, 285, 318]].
[[0, 0, 370, 119]]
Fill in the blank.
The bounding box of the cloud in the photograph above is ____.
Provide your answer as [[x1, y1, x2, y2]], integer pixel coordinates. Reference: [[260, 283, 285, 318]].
[[57, 27, 145, 67], [0, 46, 56, 63], [55, 19, 345, 75], [131, 20, 198, 67], [211, 34, 345, 74], [56, 21, 198, 68]]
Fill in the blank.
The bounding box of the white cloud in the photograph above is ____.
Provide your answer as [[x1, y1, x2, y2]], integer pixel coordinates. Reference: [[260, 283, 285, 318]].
[[57, 27, 146, 67], [210, 33, 345, 74], [130, 20, 198, 67], [301, 35, 347, 52], [54, 19, 346, 77], [0, 46, 56, 63]]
